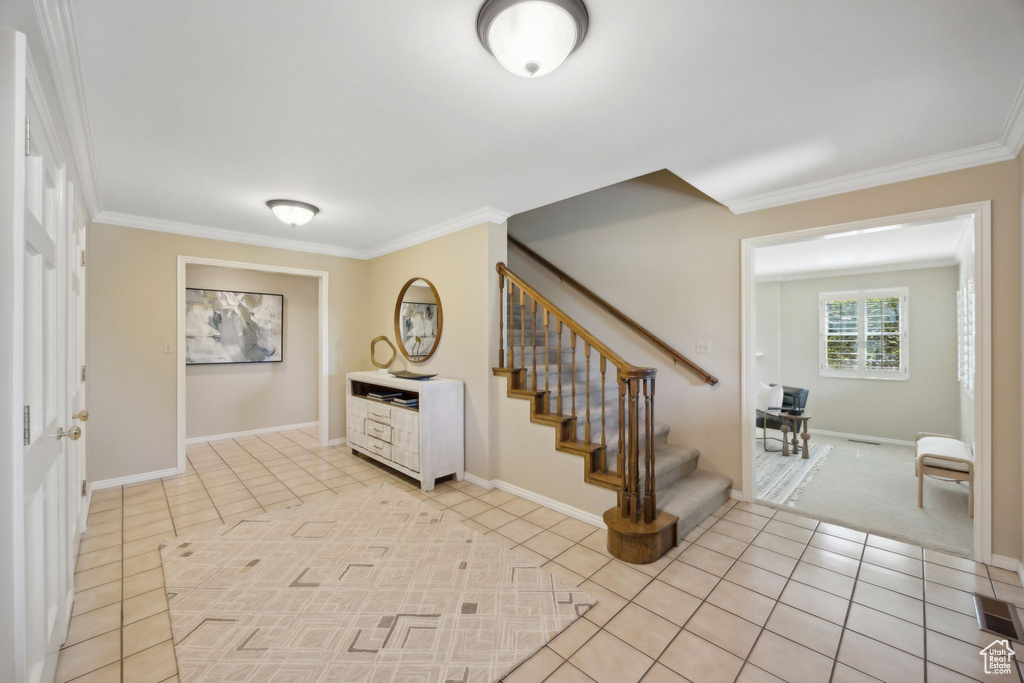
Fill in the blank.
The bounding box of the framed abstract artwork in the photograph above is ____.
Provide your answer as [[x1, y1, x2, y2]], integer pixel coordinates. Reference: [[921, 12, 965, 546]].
[[185, 288, 284, 364]]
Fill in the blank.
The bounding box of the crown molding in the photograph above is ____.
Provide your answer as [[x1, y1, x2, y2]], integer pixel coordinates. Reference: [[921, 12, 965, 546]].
[[93, 211, 366, 259], [724, 74, 1024, 215], [93, 205, 512, 260], [361, 206, 512, 259], [725, 139, 1018, 215], [33, 0, 102, 219], [755, 255, 960, 283]]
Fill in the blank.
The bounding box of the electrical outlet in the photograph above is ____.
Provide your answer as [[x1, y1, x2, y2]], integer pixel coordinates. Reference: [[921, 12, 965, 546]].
[[163, 340, 174, 353], [696, 339, 712, 354]]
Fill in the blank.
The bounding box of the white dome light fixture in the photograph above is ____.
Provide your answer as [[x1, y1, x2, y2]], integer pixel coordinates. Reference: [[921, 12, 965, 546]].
[[266, 199, 319, 227], [477, 0, 589, 78]]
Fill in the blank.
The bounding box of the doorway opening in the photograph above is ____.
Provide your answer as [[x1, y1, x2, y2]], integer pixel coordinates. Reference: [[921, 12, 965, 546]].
[[175, 257, 330, 473], [741, 203, 991, 561]]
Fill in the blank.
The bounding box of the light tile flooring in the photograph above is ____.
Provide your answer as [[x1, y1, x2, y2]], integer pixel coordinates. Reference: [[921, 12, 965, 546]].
[[58, 428, 1024, 683]]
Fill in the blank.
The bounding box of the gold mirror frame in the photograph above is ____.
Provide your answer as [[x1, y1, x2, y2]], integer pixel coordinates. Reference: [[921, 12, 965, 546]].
[[394, 278, 443, 363]]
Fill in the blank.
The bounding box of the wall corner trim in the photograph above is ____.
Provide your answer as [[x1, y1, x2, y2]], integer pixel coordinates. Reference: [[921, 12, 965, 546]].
[[362, 207, 512, 259], [460, 473, 605, 528]]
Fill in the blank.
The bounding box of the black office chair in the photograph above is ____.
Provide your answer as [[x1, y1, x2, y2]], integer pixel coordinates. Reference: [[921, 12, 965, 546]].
[[756, 385, 809, 452]]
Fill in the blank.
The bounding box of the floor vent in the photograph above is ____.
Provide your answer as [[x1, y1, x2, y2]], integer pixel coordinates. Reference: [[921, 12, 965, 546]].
[[847, 438, 881, 446], [974, 593, 1024, 640]]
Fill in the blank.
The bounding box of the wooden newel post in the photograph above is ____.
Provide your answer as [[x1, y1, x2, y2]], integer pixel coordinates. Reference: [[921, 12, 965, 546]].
[[628, 378, 641, 523], [498, 274, 505, 368], [617, 375, 627, 515]]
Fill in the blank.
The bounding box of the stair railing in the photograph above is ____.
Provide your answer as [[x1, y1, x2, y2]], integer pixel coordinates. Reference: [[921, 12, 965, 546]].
[[497, 262, 658, 525]]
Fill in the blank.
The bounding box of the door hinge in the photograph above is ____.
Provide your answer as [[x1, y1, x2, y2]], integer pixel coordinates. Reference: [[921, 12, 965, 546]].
[[23, 405, 30, 445], [81, 250, 86, 267], [81, 480, 87, 497], [24, 116, 30, 156], [81, 365, 86, 382]]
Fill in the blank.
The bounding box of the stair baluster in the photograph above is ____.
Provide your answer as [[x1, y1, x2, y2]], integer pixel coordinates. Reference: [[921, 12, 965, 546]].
[[584, 343, 591, 444], [506, 278, 514, 369], [531, 298, 537, 391], [519, 287, 526, 385], [626, 378, 640, 522], [557, 321, 563, 415], [570, 332, 577, 426], [543, 309, 550, 402], [498, 274, 504, 368], [600, 355, 607, 451]]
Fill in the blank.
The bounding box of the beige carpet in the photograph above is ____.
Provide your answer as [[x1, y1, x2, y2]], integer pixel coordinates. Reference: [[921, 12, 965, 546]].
[[757, 434, 973, 556], [160, 483, 595, 682]]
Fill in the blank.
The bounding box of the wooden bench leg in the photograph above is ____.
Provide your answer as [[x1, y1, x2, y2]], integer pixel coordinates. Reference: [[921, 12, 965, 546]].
[[917, 465, 924, 509], [968, 469, 974, 519]]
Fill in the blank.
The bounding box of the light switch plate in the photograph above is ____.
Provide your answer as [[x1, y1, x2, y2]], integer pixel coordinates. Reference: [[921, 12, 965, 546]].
[[696, 340, 712, 354], [163, 340, 174, 353]]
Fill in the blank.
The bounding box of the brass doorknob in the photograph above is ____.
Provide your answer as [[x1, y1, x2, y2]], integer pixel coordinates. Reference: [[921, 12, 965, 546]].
[[57, 426, 82, 441], [73, 410, 89, 422]]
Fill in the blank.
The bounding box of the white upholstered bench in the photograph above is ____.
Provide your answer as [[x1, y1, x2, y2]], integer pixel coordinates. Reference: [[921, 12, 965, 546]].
[[915, 433, 974, 518]]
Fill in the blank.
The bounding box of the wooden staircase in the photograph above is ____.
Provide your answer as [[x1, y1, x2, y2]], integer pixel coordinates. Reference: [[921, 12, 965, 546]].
[[493, 262, 732, 564]]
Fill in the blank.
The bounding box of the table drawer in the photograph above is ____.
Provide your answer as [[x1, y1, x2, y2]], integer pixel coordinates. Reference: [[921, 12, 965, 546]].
[[364, 436, 392, 460], [366, 403, 392, 425], [365, 420, 392, 443]]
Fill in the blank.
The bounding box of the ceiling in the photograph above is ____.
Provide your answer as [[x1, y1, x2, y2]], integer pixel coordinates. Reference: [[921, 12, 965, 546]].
[[51, 1, 1024, 256], [754, 216, 971, 281]]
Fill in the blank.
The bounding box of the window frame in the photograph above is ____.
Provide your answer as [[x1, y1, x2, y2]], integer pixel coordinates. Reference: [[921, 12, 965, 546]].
[[819, 287, 909, 381], [958, 278, 975, 397]]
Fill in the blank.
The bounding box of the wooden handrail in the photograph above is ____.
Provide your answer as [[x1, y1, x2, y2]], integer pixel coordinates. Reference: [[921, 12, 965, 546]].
[[497, 263, 656, 380], [508, 235, 719, 386]]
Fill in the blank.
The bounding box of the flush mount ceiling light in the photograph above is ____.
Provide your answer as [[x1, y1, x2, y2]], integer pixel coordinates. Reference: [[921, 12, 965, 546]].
[[477, 0, 589, 78], [266, 199, 319, 227]]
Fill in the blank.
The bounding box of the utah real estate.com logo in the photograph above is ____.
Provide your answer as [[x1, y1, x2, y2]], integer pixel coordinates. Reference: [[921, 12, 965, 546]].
[[981, 639, 1017, 676]]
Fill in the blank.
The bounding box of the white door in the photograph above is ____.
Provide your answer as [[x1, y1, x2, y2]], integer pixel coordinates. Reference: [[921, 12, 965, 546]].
[[0, 31, 80, 683]]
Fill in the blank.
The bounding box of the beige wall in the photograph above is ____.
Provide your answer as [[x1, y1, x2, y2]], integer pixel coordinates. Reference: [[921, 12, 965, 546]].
[[754, 281, 781, 386], [509, 162, 1022, 558], [86, 223, 369, 483], [185, 265, 319, 439], [364, 222, 507, 480], [773, 266, 959, 442]]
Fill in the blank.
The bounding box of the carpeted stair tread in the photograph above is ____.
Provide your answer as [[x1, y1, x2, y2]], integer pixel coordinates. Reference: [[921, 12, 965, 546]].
[[626, 443, 700, 490], [657, 470, 732, 542]]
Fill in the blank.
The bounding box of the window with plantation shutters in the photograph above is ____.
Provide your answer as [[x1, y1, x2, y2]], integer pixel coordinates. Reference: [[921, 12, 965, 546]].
[[819, 288, 908, 380]]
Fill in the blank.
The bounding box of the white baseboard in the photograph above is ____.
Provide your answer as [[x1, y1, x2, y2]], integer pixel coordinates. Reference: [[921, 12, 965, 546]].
[[327, 438, 347, 447], [730, 489, 746, 501], [185, 421, 320, 445], [808, 429, 915, 448], [91, 466, 182, 491], [461, 473, 605, 528], [989, 554, 1024, 585]]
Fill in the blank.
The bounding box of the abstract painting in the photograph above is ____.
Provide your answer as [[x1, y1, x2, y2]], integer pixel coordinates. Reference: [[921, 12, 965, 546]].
[[399, 302, 438, 359], [185, 288, 283, 364]]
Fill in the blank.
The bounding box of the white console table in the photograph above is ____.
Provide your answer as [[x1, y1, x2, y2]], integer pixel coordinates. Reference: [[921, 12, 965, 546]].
[[345, 371, 465, 491]]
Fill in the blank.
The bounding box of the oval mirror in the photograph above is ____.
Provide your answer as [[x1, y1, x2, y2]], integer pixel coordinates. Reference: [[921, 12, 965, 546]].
[[395, 278, 442, 363]]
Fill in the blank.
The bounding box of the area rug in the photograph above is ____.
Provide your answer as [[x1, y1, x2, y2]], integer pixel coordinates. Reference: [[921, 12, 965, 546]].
[[755, 440, 833, 505], [160, 483, 595, 682]]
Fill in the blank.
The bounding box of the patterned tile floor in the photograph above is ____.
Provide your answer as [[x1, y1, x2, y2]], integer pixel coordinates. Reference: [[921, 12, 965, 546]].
[[57, 428, 1024, 682]]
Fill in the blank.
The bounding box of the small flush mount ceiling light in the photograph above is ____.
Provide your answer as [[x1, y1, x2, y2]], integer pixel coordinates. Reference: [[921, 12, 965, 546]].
[[266, 199, 319, 227], [477, 0, 588, 78]]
